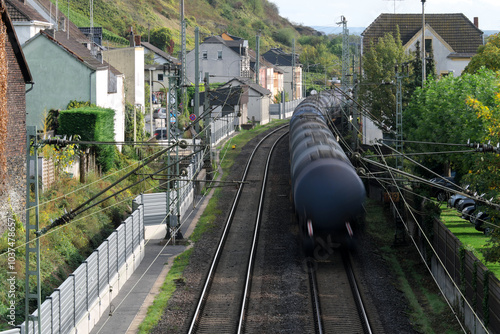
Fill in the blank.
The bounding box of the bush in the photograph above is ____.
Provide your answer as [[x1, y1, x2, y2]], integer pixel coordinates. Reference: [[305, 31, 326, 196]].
[[58, 107, 116, 172]]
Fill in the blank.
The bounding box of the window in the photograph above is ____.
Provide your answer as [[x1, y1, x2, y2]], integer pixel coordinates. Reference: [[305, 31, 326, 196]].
[[157, 73, 164, 81], [217, 51, 223, 60], [202, 51, 208, 60]]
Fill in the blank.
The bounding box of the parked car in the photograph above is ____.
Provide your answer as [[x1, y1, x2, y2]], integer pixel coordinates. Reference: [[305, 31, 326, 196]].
[[448, 194, 467, 208], [461, 205, 476, 221], [153, 107, 167, 119], [429, 176, 458, 201], [457, 198, 475, 211]]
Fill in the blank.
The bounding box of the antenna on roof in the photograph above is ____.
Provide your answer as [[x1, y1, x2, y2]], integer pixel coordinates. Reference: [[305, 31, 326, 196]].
[[383, 0, 404, 14]]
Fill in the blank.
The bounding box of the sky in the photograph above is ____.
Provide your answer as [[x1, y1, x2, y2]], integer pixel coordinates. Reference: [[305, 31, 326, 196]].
[[270, 0, 500, 31]]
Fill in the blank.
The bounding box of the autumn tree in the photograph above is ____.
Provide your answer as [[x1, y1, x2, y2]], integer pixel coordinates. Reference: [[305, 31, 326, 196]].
[[463, 33, 500, 74]]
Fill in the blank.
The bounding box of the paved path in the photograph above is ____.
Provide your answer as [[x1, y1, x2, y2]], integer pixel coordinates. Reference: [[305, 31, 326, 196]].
[[89, 193, 211, 334]]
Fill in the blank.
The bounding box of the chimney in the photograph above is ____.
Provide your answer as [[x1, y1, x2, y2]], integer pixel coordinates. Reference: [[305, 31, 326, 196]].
[[135, 35, 141, 47], [474, 17, 479, 28]]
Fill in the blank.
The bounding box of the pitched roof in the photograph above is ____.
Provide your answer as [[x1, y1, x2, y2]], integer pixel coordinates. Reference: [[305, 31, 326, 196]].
[[202, 35, 248, 56], [261, 48, 300, 67], [4, 0, 47, 23], [227, 77, 272, 96], [1, 0, 32, 83], [141, 41, 180, 65], [248, 49, 283, 73], [200, 86, 244, 106], [30, 29, 109, 71], [27, 0, 89, 43], [362, 13, 483, 55]]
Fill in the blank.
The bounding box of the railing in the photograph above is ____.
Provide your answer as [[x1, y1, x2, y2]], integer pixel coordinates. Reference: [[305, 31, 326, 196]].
[[19, 201, 145, 334], [269, 98, 304, 120]]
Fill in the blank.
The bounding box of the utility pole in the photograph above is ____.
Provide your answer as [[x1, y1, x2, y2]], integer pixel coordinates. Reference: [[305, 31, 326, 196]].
[[203, 72, 212, 180], [292, 38, 295, 100], [25, 126, 41, 332], [339, 15, 350, 91], [395, 64, 408, 171], [180, 0, 187, 111], [421, 0, 426, 87], [194, 27, 200, 134], [255, 35, 260, 85]]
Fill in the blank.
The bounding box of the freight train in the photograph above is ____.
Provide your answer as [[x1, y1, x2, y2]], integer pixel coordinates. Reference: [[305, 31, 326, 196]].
[[289, 90, 366, 251]]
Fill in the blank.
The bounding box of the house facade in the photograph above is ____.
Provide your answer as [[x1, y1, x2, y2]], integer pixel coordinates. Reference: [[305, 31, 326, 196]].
[[223, 77, 272, 125], [0, 0, 33, 233], [102, 45, 145, 108], [22, 29, 125, 144], [262, 48, 303, 100], [186, 35, 251, 85], [362, 14, 484, 77]]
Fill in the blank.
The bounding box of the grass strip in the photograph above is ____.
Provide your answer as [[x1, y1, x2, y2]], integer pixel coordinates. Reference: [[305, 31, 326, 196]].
[[137, 248, 192, 334]]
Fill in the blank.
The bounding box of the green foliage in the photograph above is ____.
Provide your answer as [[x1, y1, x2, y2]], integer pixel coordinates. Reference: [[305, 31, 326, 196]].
[[149, 27, 174, 53], [404, 68, 498, 178], [124, 102, 146, 143], [464, 33, 500, 74], [273, 28, 296, 47], [58, 107, 116, 172], [360, 28, 411, 130]]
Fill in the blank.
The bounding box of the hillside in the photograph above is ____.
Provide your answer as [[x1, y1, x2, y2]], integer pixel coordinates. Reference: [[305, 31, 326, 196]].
[[55, 0, 321, 52]]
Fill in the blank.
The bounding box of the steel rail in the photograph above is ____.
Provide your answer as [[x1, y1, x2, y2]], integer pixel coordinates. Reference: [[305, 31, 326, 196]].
[[343, 251, 373, 334], [187, 124, 289, 334], [237, 130, 288, 333], [309, 265, 324, 334]]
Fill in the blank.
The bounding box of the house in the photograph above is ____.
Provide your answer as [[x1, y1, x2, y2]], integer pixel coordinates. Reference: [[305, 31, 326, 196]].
[[4, 0, 51, 45], [142, 41, 180, 104], [22, 29, 125, 145], [102, 33, 145, 109], [222, 77, 272, 125], [249, 49, 284, 101], [200, 85, 247, 125], [261, 48, 303, 100], [0, 0, 33, 233], [362, 14, 484, 76], [141, 41, 179, 66], [186, 34, 251, 85]]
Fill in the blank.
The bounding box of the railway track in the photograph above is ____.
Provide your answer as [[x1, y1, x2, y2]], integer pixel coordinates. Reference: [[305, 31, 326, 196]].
[[187, 125, 289, 334], [309, 250, 375, 334]]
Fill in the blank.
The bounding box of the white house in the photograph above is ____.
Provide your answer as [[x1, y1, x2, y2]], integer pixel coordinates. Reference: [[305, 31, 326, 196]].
[[362, 13, 484, 77]]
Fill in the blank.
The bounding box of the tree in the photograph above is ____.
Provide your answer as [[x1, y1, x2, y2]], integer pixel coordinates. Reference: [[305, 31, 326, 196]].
[[360, 28, 410, 129], [149, 27, 174, 53], [463, 33, 500, 74], [404, 68, 499, 178]]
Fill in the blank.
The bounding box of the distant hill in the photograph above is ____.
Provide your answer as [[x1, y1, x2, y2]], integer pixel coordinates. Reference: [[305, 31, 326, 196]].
[[311, 26, 366, 36], [484, 30, 499, 37]]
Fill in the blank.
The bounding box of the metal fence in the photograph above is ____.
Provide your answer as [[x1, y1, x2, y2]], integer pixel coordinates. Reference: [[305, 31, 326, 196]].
[[211, 114, 238, 147], [433, 219, 500, 333], [15, 202, 145, 334], [269, 99, 304, 120]]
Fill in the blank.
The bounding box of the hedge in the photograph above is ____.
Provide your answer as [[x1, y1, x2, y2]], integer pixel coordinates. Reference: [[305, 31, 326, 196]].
[[58, 107, 116, 172]]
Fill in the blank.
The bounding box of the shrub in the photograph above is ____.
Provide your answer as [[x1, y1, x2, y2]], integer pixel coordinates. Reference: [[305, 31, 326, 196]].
[[58, 107, 116, 172]]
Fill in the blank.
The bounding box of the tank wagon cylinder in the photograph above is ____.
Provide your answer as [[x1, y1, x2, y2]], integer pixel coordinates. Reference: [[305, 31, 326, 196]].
[[289, 90, 365, 239]]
